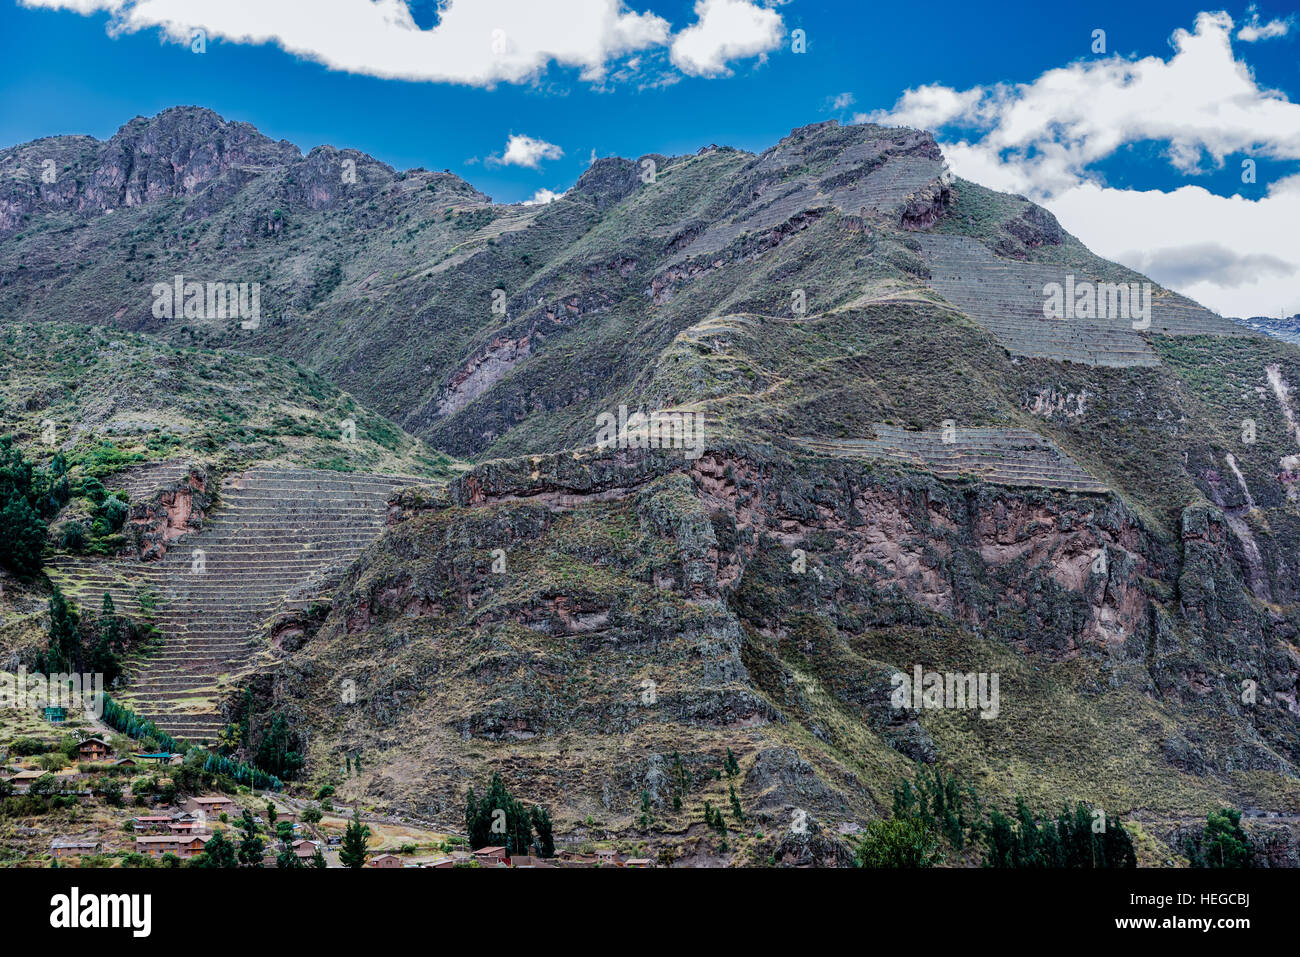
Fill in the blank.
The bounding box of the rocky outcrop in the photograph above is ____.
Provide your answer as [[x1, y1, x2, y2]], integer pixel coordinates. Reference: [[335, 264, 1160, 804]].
[[0, 107, 300, 234], [122, 467, 213, 561], [899, 180, 952, 230], [994, 204, 1065, 258], [437, 334, 531, 417]]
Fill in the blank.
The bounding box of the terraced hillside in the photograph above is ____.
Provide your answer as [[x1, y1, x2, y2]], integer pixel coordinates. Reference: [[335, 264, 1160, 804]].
[[793, 426, 1108, 493], [914, 234, 1248, 367], [47, 465, 428, 741]]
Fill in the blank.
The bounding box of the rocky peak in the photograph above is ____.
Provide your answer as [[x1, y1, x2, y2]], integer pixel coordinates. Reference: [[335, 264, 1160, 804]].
[[86, 106, 301, 212], [570, 156, 644, 211]]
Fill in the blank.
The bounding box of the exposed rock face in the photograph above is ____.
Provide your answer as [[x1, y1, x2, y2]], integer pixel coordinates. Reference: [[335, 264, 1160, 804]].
[[437, 334, 531, 417], [0, 107, 300, 231], [85, 109, 300, 213], [246, 440, 1300, 862], [123, 467, 212, 561], [899, 180, 952, 230], [0, 105, 487, 239], [995, 204, 1065, 258]]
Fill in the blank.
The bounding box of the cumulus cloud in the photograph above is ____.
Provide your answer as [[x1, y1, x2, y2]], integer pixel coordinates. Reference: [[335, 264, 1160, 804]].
[[855, 85, 988, 133], [523, 187, 565, 205], [669, 0, 783, 77], [867, 11, 1300, 318], [19, 0, 783, 85], [1237, 4, 1294, 42], [1124, 242, 1295, 288], [488, 134, 564, 169]]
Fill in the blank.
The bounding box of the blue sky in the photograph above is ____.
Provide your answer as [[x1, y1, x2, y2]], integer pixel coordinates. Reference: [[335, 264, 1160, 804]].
[[2, 1, 1298, 315]]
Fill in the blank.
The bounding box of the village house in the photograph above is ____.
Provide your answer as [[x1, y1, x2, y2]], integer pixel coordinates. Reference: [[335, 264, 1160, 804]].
[[51, 838, 102, 859], [624, 858, 656, 868], [369, 852, 403, 868], [134, 835, 206, 860], [130, 816, 174, 833], [593, 848, 622, 866], [186, 795, 237, 816], [75, 737, 112, 761], [135, 752, 184, 766], [8, 769, 47, 792], [473, 846, 509, 866], [291, 839, 319, 860]]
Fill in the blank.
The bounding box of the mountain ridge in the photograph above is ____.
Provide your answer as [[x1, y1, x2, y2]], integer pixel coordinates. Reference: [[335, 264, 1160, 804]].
[[3, 107, 1300, 866]]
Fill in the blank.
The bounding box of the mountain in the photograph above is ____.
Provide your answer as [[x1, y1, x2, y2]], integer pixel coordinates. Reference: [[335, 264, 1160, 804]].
[[1233, 313, 1300, 346], [3, 108, 1299, 866]]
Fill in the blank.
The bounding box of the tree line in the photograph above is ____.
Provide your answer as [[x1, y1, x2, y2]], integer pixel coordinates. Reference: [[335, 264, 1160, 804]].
[[855, 767, 1256, 868]]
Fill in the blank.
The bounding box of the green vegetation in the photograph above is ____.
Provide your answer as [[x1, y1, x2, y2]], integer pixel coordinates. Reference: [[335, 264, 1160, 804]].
[[0, 436, 68, 576], [31, 588, 128, 683], [852, 770, 1136, 869], [1189, 808, 1254, 868], [100, 694, 283, 789], [193, 830, 238, 868], [237, 810, 265, 867], [253, 714, 304, 780], [4, 114, 1299, 868], [855, 815, 942, 868], [984, 799, 1136, 869], [0, 325, 455, 481], [893, 767, 980, 851], [464, 772, 555, 857], [339, 806, 370, 869]]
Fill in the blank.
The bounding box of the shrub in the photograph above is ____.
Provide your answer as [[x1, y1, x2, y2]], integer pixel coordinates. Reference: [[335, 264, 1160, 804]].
[[59, 522, 86, 551], [855, 815, 941, 868]]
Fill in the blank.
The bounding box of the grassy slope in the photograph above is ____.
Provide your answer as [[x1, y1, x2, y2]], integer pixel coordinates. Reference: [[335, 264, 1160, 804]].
[[0, 321, 453, 478]]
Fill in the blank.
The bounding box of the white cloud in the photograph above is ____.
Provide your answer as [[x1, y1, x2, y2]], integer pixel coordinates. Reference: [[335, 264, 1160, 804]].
[[856, 84, 988, 132], [830, 92, 855, 111], [669, 0, 783, 77], [489, 134, 564, 169], [19, 0, 783, 85], [523, 187, 565, 205], [1237, 4, 1294, 42], [1049, 177, 1299, 317], [867, 11, 1300, 318], [23, 0, 125, 10]]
